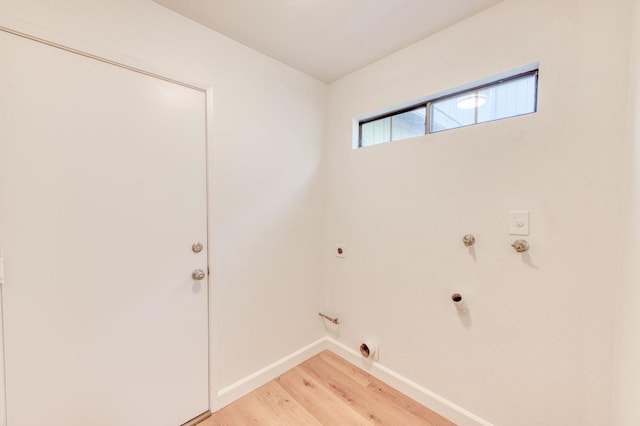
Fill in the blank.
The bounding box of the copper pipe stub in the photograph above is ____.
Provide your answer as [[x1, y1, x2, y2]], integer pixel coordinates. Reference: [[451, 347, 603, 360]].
[[318, 312, 340, 325]]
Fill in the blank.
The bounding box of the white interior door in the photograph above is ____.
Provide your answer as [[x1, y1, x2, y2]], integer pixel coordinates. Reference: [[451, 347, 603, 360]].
[[0, 30, 209, 426]]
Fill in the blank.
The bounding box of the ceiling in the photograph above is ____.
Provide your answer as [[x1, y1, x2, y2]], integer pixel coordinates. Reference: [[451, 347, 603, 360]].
[[153, 0, 503, 83]]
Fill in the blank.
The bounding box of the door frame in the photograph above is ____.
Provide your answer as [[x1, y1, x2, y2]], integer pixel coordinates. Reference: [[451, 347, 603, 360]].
[[0, 21, 216, 426]]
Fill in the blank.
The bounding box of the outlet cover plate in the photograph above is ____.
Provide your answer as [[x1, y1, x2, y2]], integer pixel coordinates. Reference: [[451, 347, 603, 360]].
[[509, 211, 529, 235]]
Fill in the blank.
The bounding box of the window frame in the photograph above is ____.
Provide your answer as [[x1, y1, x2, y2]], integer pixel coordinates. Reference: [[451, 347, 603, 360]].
[[358, 103, 428, 145], [357, 68, 539, 148]]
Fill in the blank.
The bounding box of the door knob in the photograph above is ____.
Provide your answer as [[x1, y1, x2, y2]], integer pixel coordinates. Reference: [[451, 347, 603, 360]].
[[192, 269, 206, 280]]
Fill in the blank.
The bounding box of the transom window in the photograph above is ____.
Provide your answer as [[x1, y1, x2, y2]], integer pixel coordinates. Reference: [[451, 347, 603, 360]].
[[357, 69, 538, 148]]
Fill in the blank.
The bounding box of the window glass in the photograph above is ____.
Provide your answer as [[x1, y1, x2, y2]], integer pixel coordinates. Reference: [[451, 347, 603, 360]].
[[360, 107, 426, 147], [391, 107, 426, 141], [360, 117, 391, 146], [430, 73, 537, 133]]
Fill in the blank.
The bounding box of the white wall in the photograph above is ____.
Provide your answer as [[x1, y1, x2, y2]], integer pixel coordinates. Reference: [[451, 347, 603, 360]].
[[613, 0, 640, 424], [0, 0, 327, 408], [325, 0, 632, 424]]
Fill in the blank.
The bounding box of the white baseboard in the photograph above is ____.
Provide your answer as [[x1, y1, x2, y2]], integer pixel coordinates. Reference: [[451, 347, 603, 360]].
[[213, 336, 492, 426], [324, 337, 493, 426], [213, 338, 328, 410]]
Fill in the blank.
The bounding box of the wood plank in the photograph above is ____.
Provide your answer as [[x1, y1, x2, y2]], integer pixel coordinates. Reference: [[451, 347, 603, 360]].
[[206, 381, 321, 426], [275, 365, 369, 425], [315, 350, 373, 387], [300, 354, 438, 425], [365, 379, 456, 426], [316, 351, 455, 425]]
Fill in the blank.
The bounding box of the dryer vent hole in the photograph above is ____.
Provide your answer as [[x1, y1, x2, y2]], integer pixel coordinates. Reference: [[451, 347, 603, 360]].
[[360, 343, 371, 358]]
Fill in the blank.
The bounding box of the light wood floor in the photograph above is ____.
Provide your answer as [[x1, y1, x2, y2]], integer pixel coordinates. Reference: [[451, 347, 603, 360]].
[[199, 350, 455, 425]]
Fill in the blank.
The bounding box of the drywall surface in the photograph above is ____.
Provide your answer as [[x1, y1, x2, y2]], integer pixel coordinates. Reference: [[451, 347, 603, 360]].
[[0, 0, 327, 408], [325, 0, 631, 424], [613, 0, 640, 424]]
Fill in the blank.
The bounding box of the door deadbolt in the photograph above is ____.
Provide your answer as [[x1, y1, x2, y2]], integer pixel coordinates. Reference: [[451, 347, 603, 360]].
[[192, 269, 206, 280], [192, 242, 203, 253]]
